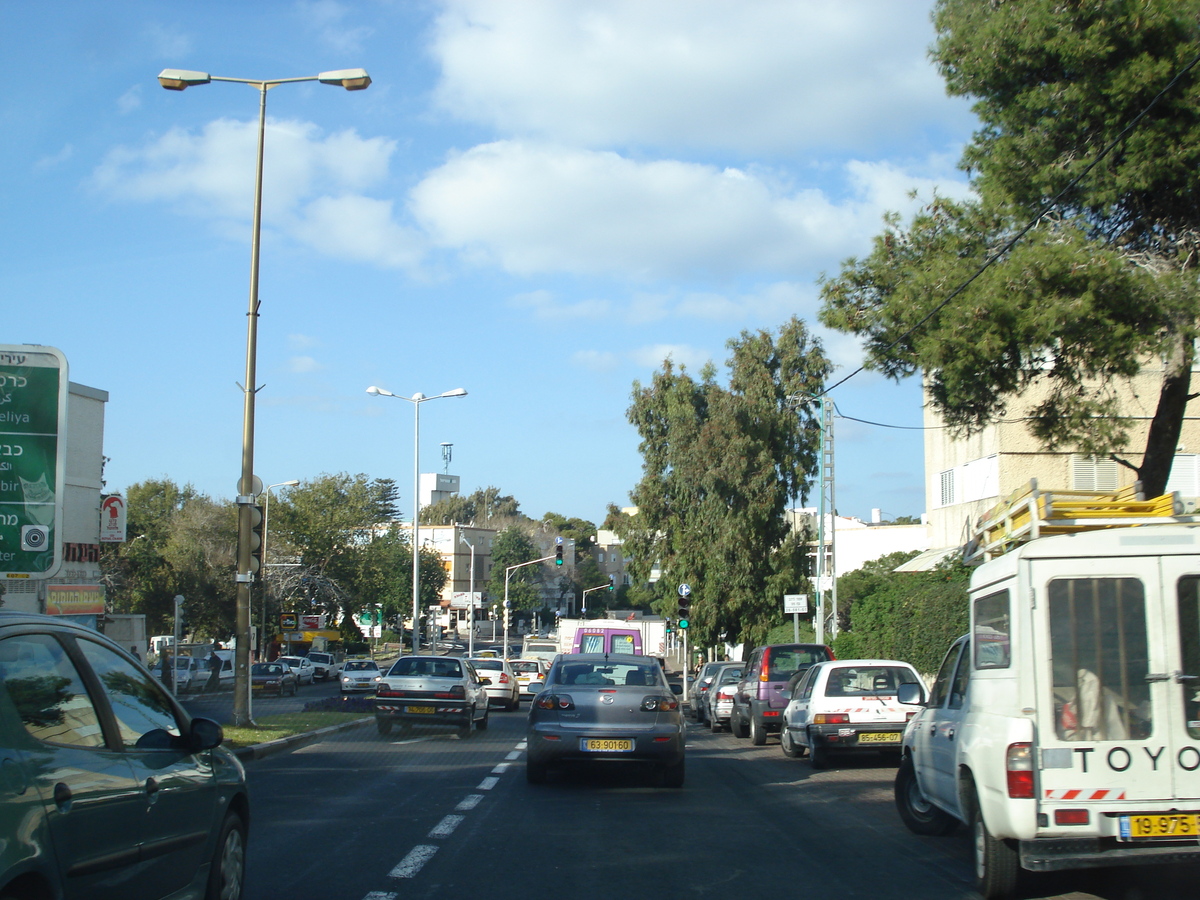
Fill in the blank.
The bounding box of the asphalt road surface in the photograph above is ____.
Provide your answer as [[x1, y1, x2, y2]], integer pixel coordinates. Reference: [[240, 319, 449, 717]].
[[235, 708, 1200, 900]]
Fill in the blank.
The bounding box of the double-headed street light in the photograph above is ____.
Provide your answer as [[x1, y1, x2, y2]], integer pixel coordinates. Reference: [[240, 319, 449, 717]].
[[159, 67, 369, 727], [366, 386, 467, 653]]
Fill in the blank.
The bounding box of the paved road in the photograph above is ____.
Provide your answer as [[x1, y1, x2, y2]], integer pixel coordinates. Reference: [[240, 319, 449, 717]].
[[234, 709, 1200, 900]]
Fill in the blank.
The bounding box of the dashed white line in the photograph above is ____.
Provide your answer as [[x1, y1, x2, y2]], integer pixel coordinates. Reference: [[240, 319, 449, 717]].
[[389, 845, 438, 879], [362, 893, 398, 900], [491, 763, 510, 774], [516, 741, 527, 749], [478, 776, 499, 790], [505, 750, 521, 760], [456, 794, 484, 811], [428, 814, 464, 838]]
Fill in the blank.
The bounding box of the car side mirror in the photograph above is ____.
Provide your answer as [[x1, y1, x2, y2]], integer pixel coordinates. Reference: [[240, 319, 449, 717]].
[[189, 717, 224, 751], [670, 683, 683, 695], [897, 682, 925, 706]]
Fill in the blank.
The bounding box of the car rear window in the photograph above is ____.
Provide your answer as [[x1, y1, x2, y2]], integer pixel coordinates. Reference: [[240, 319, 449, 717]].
[[511, 661, 541, 674], [822, 665, 916, 697], [388, 658, 463, 678], [469, 659, 503, 671], [556, 662, 658, 686], [767, 647, 830, 680]]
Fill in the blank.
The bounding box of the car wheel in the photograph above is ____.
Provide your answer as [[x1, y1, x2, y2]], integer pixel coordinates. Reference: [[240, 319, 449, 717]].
[[730, 708, 749, 739], [477, 708, 489, 731], [894, 756, 957, 836], [780, 727, 804, 758], [661, 756, 685, 788], [710, 716, 724, 733], [526, 757, 547, 784], [807, 732, 828, 769], [749, 714, 768, 746], [377, 719, 393, 736], [205, 810, 246, 900], [458, 708, 475, 739], [973, 794, 1020, 899]]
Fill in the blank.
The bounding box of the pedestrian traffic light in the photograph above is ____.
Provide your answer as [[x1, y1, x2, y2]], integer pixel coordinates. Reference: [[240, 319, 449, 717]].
[[555, 542, 564, 566], [247, 504, 265, 574]]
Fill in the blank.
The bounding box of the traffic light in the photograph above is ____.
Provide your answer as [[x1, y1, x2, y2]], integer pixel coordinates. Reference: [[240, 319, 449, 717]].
[[665, 617, 674, 634], [247, 504, 265, 574], [607, 574, 615, 592], [677, 596, 690, 630], [555, 542, 564, 566]]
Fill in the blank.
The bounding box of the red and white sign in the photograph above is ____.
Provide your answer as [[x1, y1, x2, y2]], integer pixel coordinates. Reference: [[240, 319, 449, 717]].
[[299, 614, 326, 630], [99, 495, 127, 543]]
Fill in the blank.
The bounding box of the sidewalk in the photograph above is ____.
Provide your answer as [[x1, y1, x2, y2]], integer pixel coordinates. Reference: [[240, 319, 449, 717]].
[[230, 715, 374, 762]]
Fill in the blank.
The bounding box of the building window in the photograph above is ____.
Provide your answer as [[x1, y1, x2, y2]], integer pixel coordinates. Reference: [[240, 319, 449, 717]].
[[1166, 454, 1200, 497], [938, 470, 955, 508], [598, 553, 605, 563], [1071, 455, 1119, 492]]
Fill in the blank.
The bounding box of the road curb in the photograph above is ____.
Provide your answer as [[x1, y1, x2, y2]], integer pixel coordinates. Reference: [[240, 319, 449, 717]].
[[231, 715, 375, 762]]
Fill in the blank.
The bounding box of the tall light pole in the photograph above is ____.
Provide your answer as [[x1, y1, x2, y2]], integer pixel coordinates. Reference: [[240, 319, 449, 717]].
[[459, 530, 478, 658], [159, 66, 370, 727], [367, 386, 467, 653]]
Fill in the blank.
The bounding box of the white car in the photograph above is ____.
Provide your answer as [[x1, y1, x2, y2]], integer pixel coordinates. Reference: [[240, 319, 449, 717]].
[[278, 655, 316, 686], [467, 657, 520, 710], [307, 651, 342, 681], [509, 658, 547, 699], [152, 656, 199, 692], [340, 659, 383, 693], [781, 659, 925, 768]]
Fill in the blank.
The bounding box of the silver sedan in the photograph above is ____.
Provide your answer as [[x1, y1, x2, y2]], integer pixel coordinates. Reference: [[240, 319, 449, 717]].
[[526, 653, 685, 787]]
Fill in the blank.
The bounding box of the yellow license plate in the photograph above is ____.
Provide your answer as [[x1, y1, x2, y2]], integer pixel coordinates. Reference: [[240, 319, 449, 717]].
[[1122, 814, 1200, 839], [251, 684, 264, 691], [581, 738, 633, 752], [406, 705, 435, 714], [859, 732, 902, 744]]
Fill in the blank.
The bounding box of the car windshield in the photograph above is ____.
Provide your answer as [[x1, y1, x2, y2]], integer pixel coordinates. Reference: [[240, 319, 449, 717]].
[[252, 663, 284, 676], [279, 657, 302, 665], [822, 665, 915, 697], [344, 661, 378, 672], [555, 662, 659, 686], [388, 658, 463, 678]]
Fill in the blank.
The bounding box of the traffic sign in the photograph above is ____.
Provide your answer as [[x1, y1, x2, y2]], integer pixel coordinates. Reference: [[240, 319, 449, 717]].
[[677, 583, 691, 597], [0, 345, 68, 580], [784, 593, 809, 614]]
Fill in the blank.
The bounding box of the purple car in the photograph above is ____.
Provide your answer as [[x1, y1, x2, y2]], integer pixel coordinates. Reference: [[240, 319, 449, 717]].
[[730, 643, 834, 745]]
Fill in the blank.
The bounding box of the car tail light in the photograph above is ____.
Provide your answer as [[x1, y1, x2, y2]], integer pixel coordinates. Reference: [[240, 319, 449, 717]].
[[376, 689, 402, 698], [500, 672, 510, 684], [433, 684, 466, 700], [762, 709, 780, 718], [641, 695, 678, 712], [536, 693, 575, 710], [905, 711, 916, 721], [813, 713, 849, 725], [759, 652, 771, 682], [1006, 742, 1034, 799], [1054, 809, 1089, 826]]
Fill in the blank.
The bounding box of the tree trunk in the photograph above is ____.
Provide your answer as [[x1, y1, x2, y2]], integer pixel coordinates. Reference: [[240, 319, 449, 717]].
[[1138, 331, 1195, 497]]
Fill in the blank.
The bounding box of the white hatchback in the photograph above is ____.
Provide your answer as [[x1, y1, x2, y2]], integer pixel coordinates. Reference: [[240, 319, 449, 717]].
[[781, 659, 925, 768]]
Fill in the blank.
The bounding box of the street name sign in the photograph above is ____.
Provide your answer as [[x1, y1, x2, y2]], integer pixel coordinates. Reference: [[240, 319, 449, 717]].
[[783, 593, 808, 614], [0, 345, 67, 580]]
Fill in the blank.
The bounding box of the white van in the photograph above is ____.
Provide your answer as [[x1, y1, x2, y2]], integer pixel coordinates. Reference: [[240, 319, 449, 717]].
[[897, 524, 1200, 898]]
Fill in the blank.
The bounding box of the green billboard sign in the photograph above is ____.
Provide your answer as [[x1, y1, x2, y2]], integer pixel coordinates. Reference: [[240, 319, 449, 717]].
[[0, 345, 67, 579]]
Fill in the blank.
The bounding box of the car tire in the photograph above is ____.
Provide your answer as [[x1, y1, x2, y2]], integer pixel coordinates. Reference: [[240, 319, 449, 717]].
[[894, 756, 957, 836], [661, 757, 685, 788], [780, 727, 804, 758], [973, 794, 1020, 899], [730, 708, 749, 739], [377, 719, 392, 736], [710, 716, 724, 734], [749, 714, 768, 746], [807, 732, 828, 769], [526, 758, 547, 784], [288, 681, 297, 696], [477, 708, 489, 731], [205, 810, 246, 900], [458, 708, 475, 739]]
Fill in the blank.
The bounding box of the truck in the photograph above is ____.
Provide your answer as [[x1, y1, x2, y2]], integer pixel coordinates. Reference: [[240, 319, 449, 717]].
[[895, 481, 1200, 898], [556, 617, 668, 658]]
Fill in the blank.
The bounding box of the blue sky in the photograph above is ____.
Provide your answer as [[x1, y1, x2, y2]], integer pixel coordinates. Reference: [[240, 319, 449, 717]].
[[1, 1, 976, 527]]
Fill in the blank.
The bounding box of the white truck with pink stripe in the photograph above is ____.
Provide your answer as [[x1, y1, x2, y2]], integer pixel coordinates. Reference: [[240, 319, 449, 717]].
[[895, 499, 1200, 899]]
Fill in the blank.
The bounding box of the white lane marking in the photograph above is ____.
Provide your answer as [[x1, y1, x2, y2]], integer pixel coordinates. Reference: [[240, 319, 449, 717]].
[[363, 893, 398, 900], [429, 815, 464, 838], [491, 763, 510, 774], [389, 845, 438, 879], [478, 776, 499, 790], [505, 750, 520, 760], [456, 794, 483, 811], [516, 741, 527, 749]]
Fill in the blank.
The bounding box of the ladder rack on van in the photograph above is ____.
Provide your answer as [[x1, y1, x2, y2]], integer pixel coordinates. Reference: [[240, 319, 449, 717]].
[[963, 478, 1200, 563]]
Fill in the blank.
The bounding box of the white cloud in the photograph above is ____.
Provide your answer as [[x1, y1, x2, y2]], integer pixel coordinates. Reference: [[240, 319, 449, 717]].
[[34, 144, 74, 171], [117, 85, 142, 115], [431, 0, 971, 155], [410, 140, 965, 281], [143, 23, 191, 58], [511, 289, 611, 320], [288, 334, 319, 350], [572, 349, 620, 372], [287, 356, 323, 373], [92, 118, 416, 268], [297, 0, 374, 53]]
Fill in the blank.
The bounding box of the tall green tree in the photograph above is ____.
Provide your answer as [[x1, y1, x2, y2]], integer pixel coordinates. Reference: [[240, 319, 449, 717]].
[[419, 486, 523, 527], [820, 0, 1200, 496], [620, 317, 831, 651], [487, 526, 542, 612]]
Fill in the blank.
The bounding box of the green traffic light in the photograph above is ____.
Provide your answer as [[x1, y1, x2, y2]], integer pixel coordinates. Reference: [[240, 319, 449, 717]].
[[678, 618, 689, 629]]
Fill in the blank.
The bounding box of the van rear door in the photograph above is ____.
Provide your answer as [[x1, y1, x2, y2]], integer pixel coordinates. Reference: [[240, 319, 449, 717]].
[[1028, 554, 1180, 805], [1154, 554, 1200, 800]]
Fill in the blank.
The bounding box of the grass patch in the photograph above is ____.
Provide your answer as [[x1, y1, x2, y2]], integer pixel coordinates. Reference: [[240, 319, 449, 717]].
[[221, 710, 369, 748]]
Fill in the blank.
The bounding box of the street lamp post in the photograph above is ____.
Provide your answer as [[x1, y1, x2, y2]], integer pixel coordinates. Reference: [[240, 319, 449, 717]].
[[366, 386, 467, 653], [503, 555, 555, 659], [459, 530, 478, 658], [159, 66, 369, 727]]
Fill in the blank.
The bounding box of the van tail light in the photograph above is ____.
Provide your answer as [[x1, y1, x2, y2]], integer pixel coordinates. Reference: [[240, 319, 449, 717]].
[[1006, 742, 1034, 799], [813, 713, 849, 725], [760, 653, 771, 683]]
